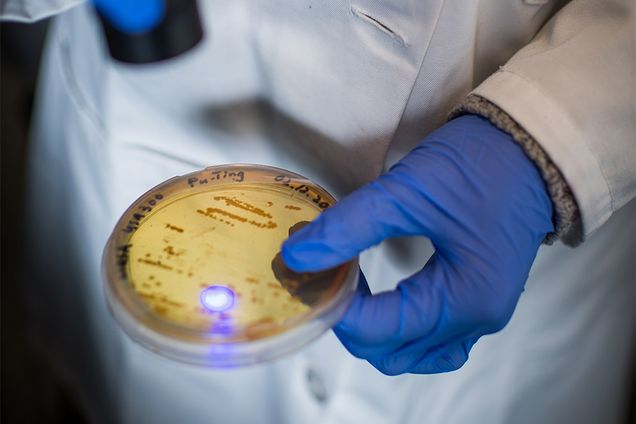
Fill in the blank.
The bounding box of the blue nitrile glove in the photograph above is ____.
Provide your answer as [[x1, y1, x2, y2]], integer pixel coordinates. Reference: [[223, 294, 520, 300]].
[[282, 114, 554, 375], [92, 0, 164, 33]]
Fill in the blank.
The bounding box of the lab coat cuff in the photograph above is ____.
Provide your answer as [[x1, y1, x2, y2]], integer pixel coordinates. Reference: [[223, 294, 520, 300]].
[[463, 69, 614, 242], [449, 81, 586, 246]]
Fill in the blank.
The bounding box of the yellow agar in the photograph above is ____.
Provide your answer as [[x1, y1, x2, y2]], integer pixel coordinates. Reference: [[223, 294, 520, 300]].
[[126, 183, 345, 340]]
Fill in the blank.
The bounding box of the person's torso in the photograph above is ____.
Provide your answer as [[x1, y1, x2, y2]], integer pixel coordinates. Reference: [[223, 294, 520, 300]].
[[50, 0, 566, 196]]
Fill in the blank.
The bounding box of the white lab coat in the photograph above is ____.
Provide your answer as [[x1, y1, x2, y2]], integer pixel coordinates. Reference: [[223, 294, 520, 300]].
[[4, 0, 635, 422]]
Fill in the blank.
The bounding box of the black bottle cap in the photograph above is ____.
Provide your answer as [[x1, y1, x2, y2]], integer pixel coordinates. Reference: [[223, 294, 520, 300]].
[[99, 0, 204, 64]]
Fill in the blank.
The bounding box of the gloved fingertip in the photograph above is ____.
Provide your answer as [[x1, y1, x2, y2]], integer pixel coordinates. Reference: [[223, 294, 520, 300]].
[[280, 239, 334, 272], [282, 224, 357, 272]]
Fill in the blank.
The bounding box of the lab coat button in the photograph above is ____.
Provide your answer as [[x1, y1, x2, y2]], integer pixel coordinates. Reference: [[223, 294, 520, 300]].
[[305, 368, 328, 403]]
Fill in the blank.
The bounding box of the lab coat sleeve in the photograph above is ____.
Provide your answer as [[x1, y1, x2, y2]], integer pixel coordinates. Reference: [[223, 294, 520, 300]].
[[0, 0, 83, 22], [453, 0, 635, 245]]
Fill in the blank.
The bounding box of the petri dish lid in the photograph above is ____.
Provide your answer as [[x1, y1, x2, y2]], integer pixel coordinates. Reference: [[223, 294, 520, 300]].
[[102, 164, 358, 366]]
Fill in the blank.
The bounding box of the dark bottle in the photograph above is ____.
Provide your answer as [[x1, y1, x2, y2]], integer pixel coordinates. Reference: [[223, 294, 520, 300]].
[[97, 0, 204, 64]]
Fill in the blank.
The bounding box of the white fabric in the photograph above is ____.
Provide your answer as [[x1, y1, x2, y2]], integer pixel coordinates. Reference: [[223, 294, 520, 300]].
[[473, 0, 636, 235], [20, 0, 635, 423], [0, 0, 82, 21]]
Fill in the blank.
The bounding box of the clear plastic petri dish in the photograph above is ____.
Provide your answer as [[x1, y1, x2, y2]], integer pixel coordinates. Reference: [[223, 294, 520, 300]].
[[102, 164, 358, 366]]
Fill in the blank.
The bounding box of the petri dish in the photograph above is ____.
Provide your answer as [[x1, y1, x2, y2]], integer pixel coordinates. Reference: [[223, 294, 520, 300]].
[[102, 164, 358, 366]]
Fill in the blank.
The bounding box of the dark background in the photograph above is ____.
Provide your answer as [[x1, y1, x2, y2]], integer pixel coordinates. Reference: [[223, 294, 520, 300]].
[[1, 20, 87, 423]]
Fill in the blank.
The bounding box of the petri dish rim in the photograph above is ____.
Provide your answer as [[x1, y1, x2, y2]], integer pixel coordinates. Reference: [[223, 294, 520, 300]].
[[102, 163, 358, 363]]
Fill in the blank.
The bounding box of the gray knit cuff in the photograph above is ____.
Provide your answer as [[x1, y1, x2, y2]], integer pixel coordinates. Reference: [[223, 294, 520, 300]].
[[449, 94, 583, 246]]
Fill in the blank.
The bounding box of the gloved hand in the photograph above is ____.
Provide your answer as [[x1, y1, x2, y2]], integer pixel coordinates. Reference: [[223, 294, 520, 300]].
[[282, 114, 554, 375]]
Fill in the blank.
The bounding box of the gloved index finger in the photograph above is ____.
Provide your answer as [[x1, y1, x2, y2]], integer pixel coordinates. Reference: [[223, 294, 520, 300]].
[[281, 181, 417, 273]]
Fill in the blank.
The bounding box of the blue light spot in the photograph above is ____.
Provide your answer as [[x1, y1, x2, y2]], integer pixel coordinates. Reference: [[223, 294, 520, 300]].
[[201, 285, 235, 312]]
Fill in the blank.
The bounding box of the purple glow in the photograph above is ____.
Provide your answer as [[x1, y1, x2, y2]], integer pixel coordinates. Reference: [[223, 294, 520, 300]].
[[201, 285, 236, 312]]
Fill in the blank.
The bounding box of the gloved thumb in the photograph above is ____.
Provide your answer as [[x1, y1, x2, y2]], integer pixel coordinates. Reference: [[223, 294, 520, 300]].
[[281, 180, 416, 273]]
